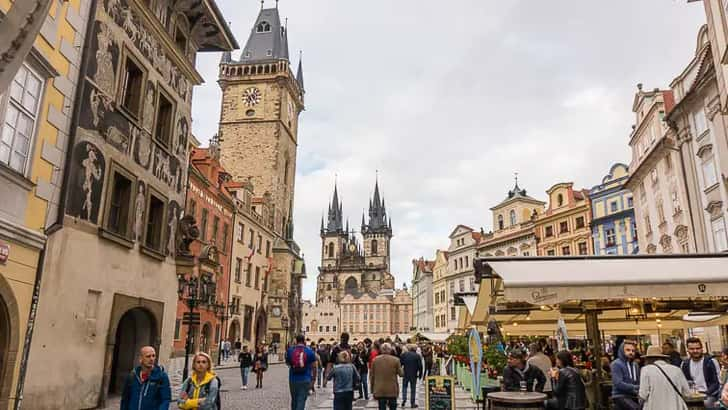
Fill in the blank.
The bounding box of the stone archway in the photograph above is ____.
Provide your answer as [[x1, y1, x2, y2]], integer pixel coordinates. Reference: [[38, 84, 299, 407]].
[[108, 307, 157, 395], [254, 307, 267, 346], [229, 319, 240, 344], [0, 274, 20, 410], [201, 322, 212, 353], [344, 277, 358, 294]]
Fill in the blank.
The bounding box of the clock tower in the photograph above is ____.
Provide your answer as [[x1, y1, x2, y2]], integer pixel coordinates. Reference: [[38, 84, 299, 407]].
[[218, 5, 305, 236]]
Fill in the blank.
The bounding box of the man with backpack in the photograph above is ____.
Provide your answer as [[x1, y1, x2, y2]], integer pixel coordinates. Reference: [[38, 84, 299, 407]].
[[286, 334, 317, 410]]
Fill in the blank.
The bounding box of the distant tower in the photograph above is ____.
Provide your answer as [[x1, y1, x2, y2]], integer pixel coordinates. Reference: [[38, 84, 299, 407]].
[[317, 183, 347, 302], [361, 178, 393, 271], [217, 5, 305, 236]]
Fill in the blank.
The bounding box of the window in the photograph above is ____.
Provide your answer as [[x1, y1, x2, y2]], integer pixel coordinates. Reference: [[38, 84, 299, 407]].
[[235, 258, 242, 283], [465, 255, 469, 267], [497, 215, 504, 230], [561, 246, 571, 256], [248, 229, 254, 248], [144, 192, 165, 251], [450, 307, 456, 321], [211, 216, 219, 245], [459, 257, 463, 270], [469, 277, 475, 291], [188, 200, 196, 218], [545, 226, 554, 237], [523, 251, 530, 256], [449, 281, 454, 297], [440, 290, 445, 303], [371, 239, 378, 255], [702, 157, 718, 187], [610, 201, 618, 213], [694, 109, 707, 136], [256, 21, 271, 33], [1, 64, 43, 173], [174, 22, 188, 54], [120, 55, 144, 117], [327, 242, 334, 258], [245, 263, 252, 287], [606, 228, 616, 247], [257, 234, 262, 254], [578, 242, 588, 255], [221, 223, 229, 251], [559, 221, 569, 233], [557, 194, 564, 207], [265, 240, 271, 257], [665, 154, 673, 171], [576, 216, 585, 229], [154, 90, 174, 147], [627, 197, 634, 208], [200, 209, 208, 241], [712, 217, 728, 252], [238, 222, 244, 242], [435, 292, 439, 304], [459, 278, 464, 292], [243, 305, 253, 340], [547, 249, 555, 256], [106, 170, 133, 237], [254, 266, 260, 289], [510, 210, 517, 226]]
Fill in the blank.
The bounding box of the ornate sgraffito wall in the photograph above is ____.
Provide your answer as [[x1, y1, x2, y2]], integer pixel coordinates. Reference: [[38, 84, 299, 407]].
[[66, 141, 106, 223]]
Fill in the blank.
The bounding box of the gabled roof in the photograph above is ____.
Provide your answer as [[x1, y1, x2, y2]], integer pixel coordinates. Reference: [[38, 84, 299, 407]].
[[490, 181, 545, 210], [239, 7, 289, 63], [448, 224, 474, 239]]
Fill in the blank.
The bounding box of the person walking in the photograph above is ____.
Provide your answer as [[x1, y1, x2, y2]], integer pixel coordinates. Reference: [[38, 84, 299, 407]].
[[354, 341, 369, 400], [681, 337, 721, 408], [529, 342, 553, 396], [503, 349, 546, 392], [234, 338, 242, 356], [370, 343, 404, 410], [327, 350, 360, 410], [177, 352, 219, 410], [253, 345, 268, 389], [238, 345, 253, 390], [546, 351, 587, 410], [611, 340, 641, 410], [120, 346, 171, 410], [637, 345, 691, 410], [400, 344, 423, 408], [310, 341, 321, 394], [286, 334, 317, 410], [316, 340, 330, 388], [422, 344, 434, 379]]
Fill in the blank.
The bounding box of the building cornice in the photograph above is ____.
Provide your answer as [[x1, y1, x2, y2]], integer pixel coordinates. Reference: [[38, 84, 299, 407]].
[[0, 216, 46, 251]]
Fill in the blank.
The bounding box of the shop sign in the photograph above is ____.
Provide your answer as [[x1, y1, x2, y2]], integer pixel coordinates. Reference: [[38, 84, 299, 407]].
[[0, 241, 9, 264]]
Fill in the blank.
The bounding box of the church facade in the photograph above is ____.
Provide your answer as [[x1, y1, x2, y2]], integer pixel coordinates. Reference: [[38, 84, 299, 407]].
[[308, 180, 412, 340]]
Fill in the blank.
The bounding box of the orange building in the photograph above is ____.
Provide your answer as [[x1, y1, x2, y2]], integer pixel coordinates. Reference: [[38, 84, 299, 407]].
[[534, 182, 593, 256]]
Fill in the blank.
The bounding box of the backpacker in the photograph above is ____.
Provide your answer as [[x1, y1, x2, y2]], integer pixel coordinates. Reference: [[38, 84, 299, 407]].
[[185, 376, 222, 410], [317, 347, 330, 366], [291, 345, 309, 374]]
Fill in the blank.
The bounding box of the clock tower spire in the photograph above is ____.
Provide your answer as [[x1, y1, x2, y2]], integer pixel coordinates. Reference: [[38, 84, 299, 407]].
[[217, 4, 304, 236]]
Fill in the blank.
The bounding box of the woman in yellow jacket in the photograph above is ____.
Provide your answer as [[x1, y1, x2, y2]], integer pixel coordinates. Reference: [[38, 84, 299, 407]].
[[178, 352, 219, 410]]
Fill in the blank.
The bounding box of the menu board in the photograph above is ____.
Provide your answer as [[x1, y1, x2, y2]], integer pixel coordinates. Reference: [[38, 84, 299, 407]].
[[425, 376, 456, 410]]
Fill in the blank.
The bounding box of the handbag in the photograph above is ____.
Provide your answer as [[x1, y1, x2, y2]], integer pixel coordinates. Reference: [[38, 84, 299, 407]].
[[651, 364, 688, 407]]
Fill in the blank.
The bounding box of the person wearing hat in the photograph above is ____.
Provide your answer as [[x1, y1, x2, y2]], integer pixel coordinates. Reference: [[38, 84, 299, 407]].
[[638, 345, 691, 410], [503, 348, 546, 393]]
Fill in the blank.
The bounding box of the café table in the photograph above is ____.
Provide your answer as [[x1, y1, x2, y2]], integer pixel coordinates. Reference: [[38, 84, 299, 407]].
[[487, 391, 547, 410]]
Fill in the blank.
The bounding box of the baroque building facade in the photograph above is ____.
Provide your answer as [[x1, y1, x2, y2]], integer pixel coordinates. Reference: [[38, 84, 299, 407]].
[[411, 257, 434, 332], [534, 182, 593, 256], [21, 0, 236, 408], [589, 163, 639, 255], [217, 5, 306, 345], [431, 250, 450, 333], [0, 1, 93, 407], [442, 225, 481, 332], [302, 299, 340, 343]]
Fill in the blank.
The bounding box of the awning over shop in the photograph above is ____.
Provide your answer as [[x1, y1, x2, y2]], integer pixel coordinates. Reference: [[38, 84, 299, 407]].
[[482, 254, 728, 305]]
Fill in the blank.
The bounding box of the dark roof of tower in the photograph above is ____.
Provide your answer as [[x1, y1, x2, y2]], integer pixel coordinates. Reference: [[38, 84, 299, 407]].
[[240, 7, 289, 63], [490, 181, 545, 210], [296, 56, 305, 92], [325, 183, 344, 232], [363, 178, 391, 234]]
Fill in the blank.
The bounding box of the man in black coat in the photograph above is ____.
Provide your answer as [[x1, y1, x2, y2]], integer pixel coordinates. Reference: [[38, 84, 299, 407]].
[[503, 349, 546, 392], [400, 345, 423, 408]]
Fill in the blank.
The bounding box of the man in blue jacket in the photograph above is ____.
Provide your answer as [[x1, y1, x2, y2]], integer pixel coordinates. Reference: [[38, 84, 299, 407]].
[[610, 340, 640, 410], [681, 337, 721, 408], [120, 346, 171, 410], [400, 344, 423, 408]]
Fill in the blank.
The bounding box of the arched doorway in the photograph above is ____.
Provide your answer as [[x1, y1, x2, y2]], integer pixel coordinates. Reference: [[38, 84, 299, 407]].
[[344, 277, 358, 294], [254, 308, 267, 347], [201, 323, 212, 353], [0, 295, 9, 406], [109, 308, 157, 395], [229, 320, 240, 344]]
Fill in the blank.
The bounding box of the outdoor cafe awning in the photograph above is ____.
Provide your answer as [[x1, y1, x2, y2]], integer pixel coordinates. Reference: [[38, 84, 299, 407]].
[[480, 254, 728, 306]]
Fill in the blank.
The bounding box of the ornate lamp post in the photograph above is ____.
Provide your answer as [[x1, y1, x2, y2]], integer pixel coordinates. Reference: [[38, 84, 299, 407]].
[[213, 300, 236, 365], [177, 274, 215, 381], [281, 315, 289, 348]]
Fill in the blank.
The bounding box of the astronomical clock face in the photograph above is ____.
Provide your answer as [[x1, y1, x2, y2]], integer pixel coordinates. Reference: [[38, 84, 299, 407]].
[[243, 87, 261, 107], [348, 243, 356, 253], [272, 306, 282, 317]]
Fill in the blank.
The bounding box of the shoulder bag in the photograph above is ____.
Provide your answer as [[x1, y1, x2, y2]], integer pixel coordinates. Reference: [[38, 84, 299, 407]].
[[651, 364, 688, 407]]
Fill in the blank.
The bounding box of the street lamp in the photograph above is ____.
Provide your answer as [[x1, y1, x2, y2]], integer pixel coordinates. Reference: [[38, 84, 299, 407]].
[[281, 315, 289, 348], [178, 274, 215, 381], [213, 300, 236, 365]]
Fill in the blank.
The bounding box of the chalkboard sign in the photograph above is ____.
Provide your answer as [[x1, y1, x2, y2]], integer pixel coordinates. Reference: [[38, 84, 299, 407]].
[[425, 376, 456, 410]]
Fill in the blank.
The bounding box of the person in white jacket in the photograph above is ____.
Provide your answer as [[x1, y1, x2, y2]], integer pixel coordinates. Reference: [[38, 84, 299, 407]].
[[639, 346, 692, 410]]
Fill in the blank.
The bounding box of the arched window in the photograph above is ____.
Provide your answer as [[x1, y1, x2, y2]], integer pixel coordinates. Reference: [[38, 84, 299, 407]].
[[497, 215, 504, 230], [256, 21, 271, 33], [510, 210, 517, 226], [371, 239, 378, 255], [557, 194, 564, 207], [327, 242, 334, 258]]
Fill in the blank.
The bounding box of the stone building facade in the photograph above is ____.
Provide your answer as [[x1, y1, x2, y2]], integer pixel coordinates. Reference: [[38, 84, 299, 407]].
[[339, 288, 412, 341], [442, 225, 481, 332], [302, 299, 340, 343], [589, 163, 639, 255], [625, 88, 698, 254], [0, 1, 93, 407], [227, 179, 276, 350], [431, 250, 449, 333], [217, 5, 306, 345], [534, 183, 593, 256], [478, 181, 544, 258], [22, 1, 236, 408], [411, 257, 434, 332], [174, 145, 234, 357], [667, 24, 728, 253]]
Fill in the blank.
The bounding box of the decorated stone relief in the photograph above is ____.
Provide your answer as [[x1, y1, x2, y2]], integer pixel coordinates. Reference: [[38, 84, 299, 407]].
[[104, 0, 190, 102], [67, 141, 106, 223], [90, 21, 118, 97], [152, 145, 182, 194], [142, 81, 156, 132], [167, 200, 180, 256], [133, 180, 146, 241], [175, 116, 189, 158], [133, 126, 153, 170]]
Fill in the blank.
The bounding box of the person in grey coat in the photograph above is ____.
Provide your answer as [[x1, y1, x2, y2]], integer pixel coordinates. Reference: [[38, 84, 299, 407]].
[[638, 346, 691, 410]]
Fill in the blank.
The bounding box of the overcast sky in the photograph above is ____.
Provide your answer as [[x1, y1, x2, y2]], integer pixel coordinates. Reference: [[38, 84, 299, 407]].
[[191, 1, 707, 301]]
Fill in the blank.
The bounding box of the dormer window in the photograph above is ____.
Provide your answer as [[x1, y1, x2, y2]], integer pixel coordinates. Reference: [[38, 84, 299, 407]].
[[256, 21, 271, 33], [266, 49, 273, 57], [557, 194, 564, 207]]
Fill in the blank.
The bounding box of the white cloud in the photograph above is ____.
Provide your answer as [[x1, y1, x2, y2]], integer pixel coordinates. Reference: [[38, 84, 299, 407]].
[[191, 1, 707, 301]]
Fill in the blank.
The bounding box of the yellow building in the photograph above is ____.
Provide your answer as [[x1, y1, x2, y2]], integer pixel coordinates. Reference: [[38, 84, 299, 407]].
[[431, 249, 450, 333], [0, 1, 91, 407], [534, 183, 593, 256]]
